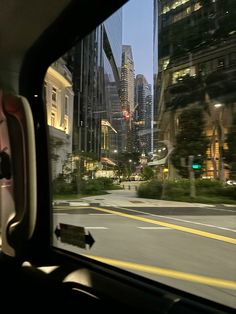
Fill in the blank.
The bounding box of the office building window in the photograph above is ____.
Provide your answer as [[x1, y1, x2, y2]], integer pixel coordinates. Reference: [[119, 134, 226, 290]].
[[51, 112, 55, 127], [65, 95, 68, 115], [52, 87, 57, 104]]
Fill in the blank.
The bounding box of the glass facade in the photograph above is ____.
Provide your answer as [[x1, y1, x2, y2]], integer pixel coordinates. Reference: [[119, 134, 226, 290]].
[[120, 45, 135, 152], [153, 0, 159, 150], [103, 9, 123, 160], [134, 75, 152, 155], [46, 8, 123, 182], [153, 0, 236, 181], [43, 2, 236, 309], [104, 9, 123, 71]]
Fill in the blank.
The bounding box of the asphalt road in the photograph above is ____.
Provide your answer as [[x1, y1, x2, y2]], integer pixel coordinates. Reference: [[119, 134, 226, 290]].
[[53, 198, 236, 309]]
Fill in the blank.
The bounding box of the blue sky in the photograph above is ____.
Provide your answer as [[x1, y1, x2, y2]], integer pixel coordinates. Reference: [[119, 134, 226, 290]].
[[123, 0, 153, 85]]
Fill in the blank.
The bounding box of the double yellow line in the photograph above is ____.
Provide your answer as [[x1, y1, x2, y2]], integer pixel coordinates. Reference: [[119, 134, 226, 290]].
[[91, 206, 236, 245]]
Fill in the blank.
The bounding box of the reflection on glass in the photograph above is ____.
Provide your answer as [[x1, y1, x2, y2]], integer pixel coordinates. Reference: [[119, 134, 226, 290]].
[[154, 0, 236, 182], [45, 0, 236, 309]]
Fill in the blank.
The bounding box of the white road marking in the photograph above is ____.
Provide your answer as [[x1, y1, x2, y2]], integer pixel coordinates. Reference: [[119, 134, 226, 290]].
[[85, 227, 108, 229], [207, 207, 236, 213], [54, 213, 68, 215], [113, 206, 236, 233], [89, 213, 116, 216], [69, 202, 90, 206], [190, 204, 215, 208], [138, 227, 172, 230], [150, 216, 236, 233]]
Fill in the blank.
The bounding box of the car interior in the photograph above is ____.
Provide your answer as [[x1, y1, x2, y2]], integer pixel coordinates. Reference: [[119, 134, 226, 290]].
[[0, 0, 235, 312]]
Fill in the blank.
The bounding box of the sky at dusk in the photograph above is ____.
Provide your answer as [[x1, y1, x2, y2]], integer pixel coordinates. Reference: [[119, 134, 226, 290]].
[[123, 0, 153, 86]]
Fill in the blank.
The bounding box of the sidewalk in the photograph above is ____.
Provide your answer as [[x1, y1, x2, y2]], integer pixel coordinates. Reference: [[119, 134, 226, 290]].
[[78, 189, 217, 208]]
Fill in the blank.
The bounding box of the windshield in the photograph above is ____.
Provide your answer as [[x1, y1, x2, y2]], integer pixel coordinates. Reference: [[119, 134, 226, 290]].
[[46, 0, 236, 309]]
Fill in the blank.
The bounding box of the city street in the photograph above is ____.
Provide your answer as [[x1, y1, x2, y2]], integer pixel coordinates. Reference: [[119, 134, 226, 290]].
[[53, 188, 236, 309]]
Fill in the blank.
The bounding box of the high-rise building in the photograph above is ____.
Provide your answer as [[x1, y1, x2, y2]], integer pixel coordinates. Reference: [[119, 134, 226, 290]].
[[67, 31, 102, 160], [65, 9, 123, 170], [120, 45, 135, 151], [134, 74, 152, 155], [103, 10, 123, 161], [153, 0, 236, 180]]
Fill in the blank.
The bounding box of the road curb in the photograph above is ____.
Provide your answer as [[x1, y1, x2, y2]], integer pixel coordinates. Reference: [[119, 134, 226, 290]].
[[53, 200, 92, 207]]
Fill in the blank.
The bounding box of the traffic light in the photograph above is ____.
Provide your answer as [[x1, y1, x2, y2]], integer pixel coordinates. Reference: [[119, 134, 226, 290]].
[[187, 155, 202, 169], [192, 163, 202, 169]]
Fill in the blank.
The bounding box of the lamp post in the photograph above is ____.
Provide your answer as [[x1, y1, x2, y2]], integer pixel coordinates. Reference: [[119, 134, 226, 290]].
[[214, 103, 225, 182], [128, 159, 132, 179]]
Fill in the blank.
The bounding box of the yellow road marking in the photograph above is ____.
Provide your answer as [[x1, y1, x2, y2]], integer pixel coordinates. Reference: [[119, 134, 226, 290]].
[[90, 207, 236, 245], [83, 254, 236, 290]]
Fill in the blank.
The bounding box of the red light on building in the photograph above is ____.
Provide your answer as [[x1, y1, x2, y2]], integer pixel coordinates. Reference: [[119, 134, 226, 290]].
[[123, 110, 130, 120]]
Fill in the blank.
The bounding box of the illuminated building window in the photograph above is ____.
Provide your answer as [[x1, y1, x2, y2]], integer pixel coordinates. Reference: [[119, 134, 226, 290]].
[[51, 112, 55, 127], [218, 59, 224, 68], [172, 67, 196, 83], [162, 0, 190, 14], [194, 2, 202, 11], [173, 7, 191, 22], [162, 58, 170, 70], [162, 6, 170, 14], [175, 117, 179, 130]]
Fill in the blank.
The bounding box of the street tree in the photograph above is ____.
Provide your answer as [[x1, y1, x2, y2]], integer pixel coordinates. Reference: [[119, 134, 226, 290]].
[[141, 166, 154, 181], [225, 113, 236, 179], [171, 108, 209, 178], [115, 152, 140, 180]]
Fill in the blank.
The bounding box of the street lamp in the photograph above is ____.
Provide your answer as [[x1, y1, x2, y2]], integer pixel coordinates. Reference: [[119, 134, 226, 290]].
[[214, 103, 222, 108], [128, 159, 132, 179], [213, 103, 225, 181]]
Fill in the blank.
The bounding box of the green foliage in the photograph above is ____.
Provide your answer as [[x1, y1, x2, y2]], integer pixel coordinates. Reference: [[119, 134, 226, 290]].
[[52, 174, 74, 194], [137, 180, 163, 199], [141, 166, 154, 181], [195, 179, 223, 195], [52, 175, 118, 196], [195, 178, 223, 189], [115, 151, 140, 179], [137, 179, 236, 202], [137, 179, 190, 200], [163, 179, 190, 199], [81, 179, 103, 194], [95, 177, 114, 189], [224, 114, 236, 179], [171, 108, 209, 178], [219, 186, 236, 200]]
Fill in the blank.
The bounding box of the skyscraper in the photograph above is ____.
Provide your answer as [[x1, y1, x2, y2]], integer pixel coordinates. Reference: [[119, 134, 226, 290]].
[[66, 9, 123, 169], [103, 9, 123, 160], [134, 74, 152, 155], [120, 45, 135, 152], [154, 0, 236, 179]]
